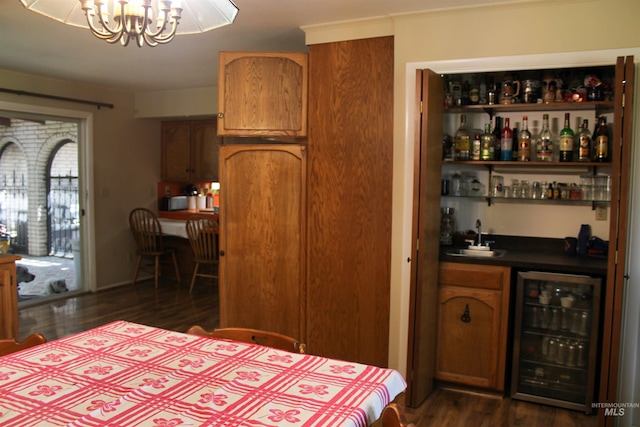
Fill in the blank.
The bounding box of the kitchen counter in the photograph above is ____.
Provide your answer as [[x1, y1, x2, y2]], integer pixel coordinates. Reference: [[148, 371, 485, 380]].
[[440, 235, 608, 276], [156, 212, 220, 279], [158, 209, 219, 221]]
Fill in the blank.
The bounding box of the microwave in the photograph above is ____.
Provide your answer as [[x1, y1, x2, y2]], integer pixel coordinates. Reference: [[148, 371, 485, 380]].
[[160, 196, 188, 211]]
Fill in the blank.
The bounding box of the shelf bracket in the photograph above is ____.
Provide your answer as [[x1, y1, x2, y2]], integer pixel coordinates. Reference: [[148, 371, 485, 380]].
[[482, 107, 495, 119]]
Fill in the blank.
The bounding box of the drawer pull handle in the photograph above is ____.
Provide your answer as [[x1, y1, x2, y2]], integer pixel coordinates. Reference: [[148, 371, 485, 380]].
[[461, 304, 471, 323]]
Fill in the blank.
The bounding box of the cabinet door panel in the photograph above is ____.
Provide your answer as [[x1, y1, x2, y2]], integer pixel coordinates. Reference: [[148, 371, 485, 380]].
[[219, 144, 306, 341], [218, 52, 307, 137], [435, 286, 502, 389], [306, 37, 393, 367], [161, 123, 191, 182], [191, 121, 220, 182]]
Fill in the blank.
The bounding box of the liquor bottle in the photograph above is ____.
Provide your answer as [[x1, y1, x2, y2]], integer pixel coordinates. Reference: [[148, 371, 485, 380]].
[[472, 131, 481, 160], [488, 80, 497, 105], [450, 80, 462, 106], [479, 78, 487, 105], [577, 119, 592, 162], [500, 117, 513, 161], [469, 76, 480, 105], [454, 114, 470, 160], [442, 134, 454, 161], [558, 113, 574, 162], [493, 116, 502, 160], [480, 123, 495, 161], [461, 80, 471, 105], [536, 114, 554, 162], [593, 116, 609, 162], [512, 126, 519, 161], [518, 116, 532, 161]]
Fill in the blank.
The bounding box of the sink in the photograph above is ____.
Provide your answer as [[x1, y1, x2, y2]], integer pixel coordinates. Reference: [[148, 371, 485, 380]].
[[446, 248, 507, 258]]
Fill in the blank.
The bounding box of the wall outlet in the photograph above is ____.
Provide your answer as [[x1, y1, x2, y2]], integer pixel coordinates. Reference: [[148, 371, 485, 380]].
[[165, 186, 171, 196], [595, 205, 608, 221]]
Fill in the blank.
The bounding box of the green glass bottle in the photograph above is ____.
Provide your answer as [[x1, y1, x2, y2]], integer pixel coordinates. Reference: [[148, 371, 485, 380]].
[[480, 123, 495, 161], [559, 113, 574, 162]]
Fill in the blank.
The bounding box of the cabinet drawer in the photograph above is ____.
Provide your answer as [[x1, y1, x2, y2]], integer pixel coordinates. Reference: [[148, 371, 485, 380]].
[[439, 262, 510, 290]]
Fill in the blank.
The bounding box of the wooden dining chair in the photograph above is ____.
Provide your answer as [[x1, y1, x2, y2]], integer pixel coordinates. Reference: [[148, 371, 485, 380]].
[[185, 214, 219, 293], [129, 208, 181, 288], [187, 326, 306, 354], [0, 333, 47, 357], [380, 403, 415, 427]]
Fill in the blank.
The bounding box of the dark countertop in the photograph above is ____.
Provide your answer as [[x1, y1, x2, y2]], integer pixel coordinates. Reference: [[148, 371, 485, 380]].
[[440, 235, 608, 276], [158, 209, 219, 221]]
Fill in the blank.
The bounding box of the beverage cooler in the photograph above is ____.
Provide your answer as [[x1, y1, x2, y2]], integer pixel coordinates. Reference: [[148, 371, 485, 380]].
[[511, 271, 602, 412]]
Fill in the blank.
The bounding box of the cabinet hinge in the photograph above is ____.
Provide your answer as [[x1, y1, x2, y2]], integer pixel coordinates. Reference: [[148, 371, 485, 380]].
[[615, 250, 618, 264], [416, 238, 419, 251], [622, 93, 625, 108], [420, 100, 423, 114]]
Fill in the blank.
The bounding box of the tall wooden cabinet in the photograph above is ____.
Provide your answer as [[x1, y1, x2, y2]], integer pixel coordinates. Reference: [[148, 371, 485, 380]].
[[217, 38, 394, 367], [0, 255, 21, 340], [217, 52, 307, 137], [161, 119, 220, 182], [218, 144, 306, 341], [306, 37, 394, 367]]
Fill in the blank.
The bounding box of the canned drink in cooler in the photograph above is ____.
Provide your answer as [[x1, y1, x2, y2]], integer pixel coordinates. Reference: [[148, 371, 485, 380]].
[[556, 341, 567, 365], [577, 342, 588, 367], [547, 339, 558, 362], [566, 342, 577, 367], [578, 311, 590, 336]]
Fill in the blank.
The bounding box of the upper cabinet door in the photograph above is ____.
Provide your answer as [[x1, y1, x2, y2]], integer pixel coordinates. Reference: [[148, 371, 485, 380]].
[[218, 52, 308, 137], [161, 122, 191, 182], [161, 120, 220, 183], [190, 120, 221, 182]]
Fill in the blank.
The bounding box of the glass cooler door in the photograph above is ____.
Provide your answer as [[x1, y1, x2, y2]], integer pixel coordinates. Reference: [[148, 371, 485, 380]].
[[511, 271, 602, 413]]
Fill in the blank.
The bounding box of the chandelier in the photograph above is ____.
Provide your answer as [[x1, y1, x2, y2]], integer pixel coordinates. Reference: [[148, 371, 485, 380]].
[[20, 0, 239, 47]]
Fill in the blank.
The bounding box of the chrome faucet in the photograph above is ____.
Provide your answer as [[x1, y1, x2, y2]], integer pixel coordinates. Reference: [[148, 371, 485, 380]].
[[476, 219, 482, 246]]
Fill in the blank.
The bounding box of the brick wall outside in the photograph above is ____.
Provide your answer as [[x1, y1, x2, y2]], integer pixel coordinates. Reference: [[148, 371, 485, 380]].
[[0, 118, 78, 256]]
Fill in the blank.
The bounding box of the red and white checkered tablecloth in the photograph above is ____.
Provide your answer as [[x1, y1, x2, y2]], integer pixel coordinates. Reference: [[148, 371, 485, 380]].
[[0, 321, 406, 426]]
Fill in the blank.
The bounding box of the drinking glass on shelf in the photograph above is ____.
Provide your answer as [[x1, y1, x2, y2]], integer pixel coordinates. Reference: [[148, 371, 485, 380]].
[[580, 175, 594, 201], [511, 179, 520, 198], [491, 175, 504, 197], [595, 175, 611, 201], [520, 180, 530, 198], [531, 181, 542, 199]]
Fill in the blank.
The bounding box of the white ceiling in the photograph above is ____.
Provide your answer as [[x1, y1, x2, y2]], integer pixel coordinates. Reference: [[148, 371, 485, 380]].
[[1, 0, 520, 92]]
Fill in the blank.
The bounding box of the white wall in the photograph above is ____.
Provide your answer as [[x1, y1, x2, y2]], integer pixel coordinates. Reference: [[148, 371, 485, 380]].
[[135, 86, 218, 118]]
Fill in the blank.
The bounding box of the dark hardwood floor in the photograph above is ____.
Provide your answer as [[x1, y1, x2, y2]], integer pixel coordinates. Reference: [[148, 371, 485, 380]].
[[18, 277, 596, 427]]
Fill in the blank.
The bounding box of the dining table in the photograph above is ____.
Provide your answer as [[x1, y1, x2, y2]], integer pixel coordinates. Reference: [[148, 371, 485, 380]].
[[0, 321, 406, 426]]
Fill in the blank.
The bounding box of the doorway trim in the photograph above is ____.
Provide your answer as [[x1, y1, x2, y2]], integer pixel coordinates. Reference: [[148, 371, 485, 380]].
[[0, 100, 96, 293]]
